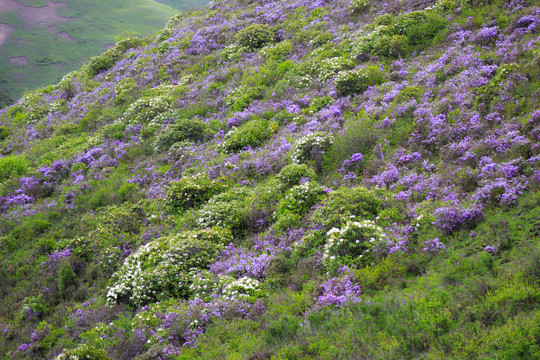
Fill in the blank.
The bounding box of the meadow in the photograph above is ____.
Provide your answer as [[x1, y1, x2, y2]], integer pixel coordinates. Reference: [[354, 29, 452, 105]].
[[0, 0, 538, 358], [0, 0, 182, 101]]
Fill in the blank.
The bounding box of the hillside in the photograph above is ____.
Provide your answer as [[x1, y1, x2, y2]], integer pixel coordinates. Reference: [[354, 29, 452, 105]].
[[0, 0, 180, 100], [0, 0, 539, 359]]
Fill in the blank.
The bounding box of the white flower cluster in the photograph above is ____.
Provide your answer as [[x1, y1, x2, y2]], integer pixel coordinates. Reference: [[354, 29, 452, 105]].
[[222, 276, 263, 301], [123, 95, 172, 124], [107, 230, 227, 305], [291, 132, 333, 164], [322, 219, 385, 265]]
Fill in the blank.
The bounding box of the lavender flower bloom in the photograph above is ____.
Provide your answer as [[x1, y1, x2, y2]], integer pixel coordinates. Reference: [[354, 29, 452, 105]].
[[423, 238, 445, 253]]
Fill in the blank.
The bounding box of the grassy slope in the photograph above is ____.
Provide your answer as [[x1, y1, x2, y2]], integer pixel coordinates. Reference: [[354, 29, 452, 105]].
[[0, 0, 538, 359], [154, 0, 209, 10], [0, 0, 178, 100]]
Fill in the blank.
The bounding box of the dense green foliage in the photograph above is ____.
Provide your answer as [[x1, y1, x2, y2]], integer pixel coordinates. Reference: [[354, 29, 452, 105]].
[[0, 0, 538, 358]]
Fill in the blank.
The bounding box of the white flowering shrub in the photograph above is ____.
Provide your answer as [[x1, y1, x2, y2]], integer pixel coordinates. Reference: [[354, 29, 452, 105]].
[[107, 228, 232, 306], [222, 276, 264, 301], [222, 43, 249, 62], [276, 181, 324, 218], [165, 174, 228, 213], [55, 343, 111, 360], [123, 95, 173, 124], [323, 219, 386, 273], [291, 132, 333, 164]]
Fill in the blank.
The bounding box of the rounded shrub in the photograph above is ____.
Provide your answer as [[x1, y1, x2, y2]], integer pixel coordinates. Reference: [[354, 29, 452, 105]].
[[335, 66, 386, 96], [107, 228, 231, 306], [311, 186, 381, 229], [323, 219, 386, 274], [276, 181, 325, 219], [198, 187, 252, 238], [277, 163, 317, 191], [372, 35, 408, 58], [236, 24, 275, 50], [220, 119, 270, 153], [165, 174, 228, 214], [291, 132, 333, 165], [154, 118, 209, 152]]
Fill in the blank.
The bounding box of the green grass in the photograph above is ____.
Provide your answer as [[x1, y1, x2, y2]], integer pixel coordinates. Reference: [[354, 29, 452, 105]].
[[0, 0, 180, 100]]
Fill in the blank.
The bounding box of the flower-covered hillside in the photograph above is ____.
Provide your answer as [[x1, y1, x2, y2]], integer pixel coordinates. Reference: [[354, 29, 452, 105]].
[[0, 0, 539, 359]]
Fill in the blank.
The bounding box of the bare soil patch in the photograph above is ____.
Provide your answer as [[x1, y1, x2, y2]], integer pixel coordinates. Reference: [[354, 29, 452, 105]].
[[57, 31, 74, 41], [0, 23, 15, 46], [10, 56, 28, 65], [0, 0, 69, 26]]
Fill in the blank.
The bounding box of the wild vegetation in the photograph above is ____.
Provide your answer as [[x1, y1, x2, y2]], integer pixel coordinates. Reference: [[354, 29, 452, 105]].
[[0, 0, 181, 100], [0, 0, 539, 358]]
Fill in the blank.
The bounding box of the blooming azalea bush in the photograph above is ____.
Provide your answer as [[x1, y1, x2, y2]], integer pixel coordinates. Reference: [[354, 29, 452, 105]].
[[107, 228, 232, 306], [323, 219, 386, 274], [165, 174, 228, 213], [276, 163, 317, 191], [291, 132, 333, 164]]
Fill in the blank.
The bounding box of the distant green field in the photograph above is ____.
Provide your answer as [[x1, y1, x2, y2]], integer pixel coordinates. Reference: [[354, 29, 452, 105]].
[[154, 0, 209, 9], [0, 0, 182, 100]]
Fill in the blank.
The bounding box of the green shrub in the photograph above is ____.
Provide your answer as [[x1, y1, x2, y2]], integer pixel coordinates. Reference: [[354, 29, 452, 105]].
[[311, 186, 381, 229], [220, 119, 270, 153], [277, 163, 317, 191], [154, 118, 209, 152], [394, 11, 446, 47], [57, 263, 77, 297], [335, 66, 386, 96], [372, 35, 408, 58], [225, 86, 264, 113], [276, 181, 324, 219], [259, 40, 292, 61], [107, 228, 230, 305], [0, 125, 10, 141], [350, 0, 370, 14], [236, 24, 275, 50], [198, 187, 252, 238], [21, 294, 49, 321], [165, 174, 228, 214], [265, 315, 300, 344], [0, 155, 27, 181], [86, 54, 116, 77], [290, 132, 333, 165]]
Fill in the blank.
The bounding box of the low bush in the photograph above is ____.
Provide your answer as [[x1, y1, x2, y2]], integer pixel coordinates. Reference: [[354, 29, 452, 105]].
[[154, 118, 209, 152], [220, 119, 270, 153], [236, 24, 275, 50], [277, 163, 317, 191], [165, 174, 228, 214], [311, 186, 381, 229], [0, 155, 28, 181], [335, 66, 386, 96]]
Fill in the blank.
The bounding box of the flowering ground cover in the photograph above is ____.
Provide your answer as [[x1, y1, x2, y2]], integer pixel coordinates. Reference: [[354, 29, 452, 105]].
[[0, 0, 539, 358]]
